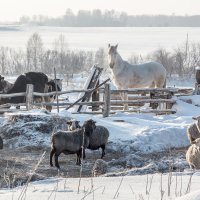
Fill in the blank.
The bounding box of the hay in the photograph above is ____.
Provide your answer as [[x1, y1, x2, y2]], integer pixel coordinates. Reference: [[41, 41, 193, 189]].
[[92, 159, 108, 177]]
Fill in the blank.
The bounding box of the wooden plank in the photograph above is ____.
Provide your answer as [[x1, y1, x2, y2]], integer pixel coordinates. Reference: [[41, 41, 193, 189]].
[[33, 89, 101, 97], [0, 87, 191, 99], [72, 109, 176, 115], [26, 84, 33, 110], [110, 99, 176, 104], [0, 92, 25, 98], [103, 83, 111, 117], [0, 103, 26, 108], [33, 98, 176, 107], [110, 88, 179, 94], [74, 65, 103, 112], [111, 94, 151, 100], [110, 88, 193, 95], [34, 101, 105, 106], [0, 108, 27, 113], [92, 80, 100, 111], [54, 68, 59, 113]]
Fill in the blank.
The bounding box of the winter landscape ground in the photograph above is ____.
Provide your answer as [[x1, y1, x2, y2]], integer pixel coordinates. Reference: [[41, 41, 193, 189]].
[[1, 26, 200, 58], [0, 72, 200, 200]]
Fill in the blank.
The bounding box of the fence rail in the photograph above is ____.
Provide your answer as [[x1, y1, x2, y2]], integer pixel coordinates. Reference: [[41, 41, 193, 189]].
[[0, 83, 193, 116]]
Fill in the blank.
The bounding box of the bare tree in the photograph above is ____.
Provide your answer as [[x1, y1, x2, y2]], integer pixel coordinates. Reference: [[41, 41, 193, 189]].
[[26, 32, 43, 71], [95, 48, 107, 68], [0, 47, 14, 75], [53, 34, 68, 73]]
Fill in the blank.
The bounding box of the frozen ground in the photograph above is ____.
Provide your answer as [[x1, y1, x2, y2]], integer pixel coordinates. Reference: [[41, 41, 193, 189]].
[[0, 73, 200, 199], [1, 26, 200, 59], [0, 173, 200, 200]]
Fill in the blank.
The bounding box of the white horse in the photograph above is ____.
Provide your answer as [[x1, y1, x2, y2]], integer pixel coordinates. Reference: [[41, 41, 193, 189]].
[[108, 44, 167, 110]]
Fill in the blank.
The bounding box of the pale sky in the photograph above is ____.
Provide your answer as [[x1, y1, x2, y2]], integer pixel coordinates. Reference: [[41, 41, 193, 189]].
[[0, 0, 200, 22]]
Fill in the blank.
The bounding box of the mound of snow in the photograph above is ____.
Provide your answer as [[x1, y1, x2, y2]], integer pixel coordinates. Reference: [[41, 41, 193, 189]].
[[176, 190, 200, 200], [0, 110, 70, 149], [62, 109, 191, 153]]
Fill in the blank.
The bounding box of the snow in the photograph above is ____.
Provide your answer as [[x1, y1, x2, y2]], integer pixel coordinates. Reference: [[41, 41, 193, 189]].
[[0, 74, 198, 153], [1, 26, 200, 58], [1, 74, 200, 199], [60, 98, 195, 154], [0, 173, 200, 200], [176, 190, 200, 200]]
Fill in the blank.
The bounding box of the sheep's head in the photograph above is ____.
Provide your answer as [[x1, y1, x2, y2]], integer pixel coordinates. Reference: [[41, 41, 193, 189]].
[[82, 119, 96, 136], [67, 120, 81, 131], [192, 116, 200, 121]]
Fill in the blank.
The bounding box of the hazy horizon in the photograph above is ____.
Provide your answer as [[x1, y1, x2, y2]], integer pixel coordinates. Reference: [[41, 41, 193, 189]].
[[0, 0, 200, 22]]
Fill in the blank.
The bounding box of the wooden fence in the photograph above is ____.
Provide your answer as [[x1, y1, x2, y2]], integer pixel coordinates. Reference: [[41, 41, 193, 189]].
[[0, 82, 193, 117]]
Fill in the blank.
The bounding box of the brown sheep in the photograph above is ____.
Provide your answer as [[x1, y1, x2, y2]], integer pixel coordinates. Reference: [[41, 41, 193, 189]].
[[186, 138, 200, 169]]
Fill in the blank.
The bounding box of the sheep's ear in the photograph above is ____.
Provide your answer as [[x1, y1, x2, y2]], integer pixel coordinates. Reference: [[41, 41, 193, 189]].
[[192, 116, 198, 120], [108, 44, 111, 48], [115, 44, 118, 49]]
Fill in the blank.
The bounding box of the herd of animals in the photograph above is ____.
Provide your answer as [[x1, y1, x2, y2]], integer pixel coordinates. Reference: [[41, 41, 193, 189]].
[[0, 72, 62, 112], [50, 116, 200, 170], [0, 44, 199, 173], [50, 119, 109, 169]]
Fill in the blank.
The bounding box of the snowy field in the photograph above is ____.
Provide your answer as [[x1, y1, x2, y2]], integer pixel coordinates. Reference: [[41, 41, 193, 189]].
[[1, 173, 200, 200], [1, 26, 200, 58], [0, 72, 200, 199]]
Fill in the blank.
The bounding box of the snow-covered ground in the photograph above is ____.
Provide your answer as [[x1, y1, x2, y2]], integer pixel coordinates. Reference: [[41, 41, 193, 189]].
[[1, 26, 200, 59], [1, 73, 200, 199], [0, 173, 200, 200], [1, 73, 197, 153]]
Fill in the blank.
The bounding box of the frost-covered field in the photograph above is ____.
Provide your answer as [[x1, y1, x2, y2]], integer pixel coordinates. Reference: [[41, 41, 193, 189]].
[[1, 26, 200, 58], [1, 173, 200, 200], [0, 73, 200, 199]]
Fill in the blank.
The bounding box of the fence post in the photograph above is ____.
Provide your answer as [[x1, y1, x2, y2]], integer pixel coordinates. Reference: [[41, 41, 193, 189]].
[[103, 83, 110, 117], [54, 68, 59, 113], [26, 84, 33, 110], [92, 80, 100, 111], [166, 92, 173, 109]]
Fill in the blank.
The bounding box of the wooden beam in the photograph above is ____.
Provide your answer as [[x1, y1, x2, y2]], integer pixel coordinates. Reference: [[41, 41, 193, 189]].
[[72, 109, 176, 115], [110, 99, 176, 104], [103, 83, 111, 117], [0, 92, 25, 98], [26, 84, 33, 110]]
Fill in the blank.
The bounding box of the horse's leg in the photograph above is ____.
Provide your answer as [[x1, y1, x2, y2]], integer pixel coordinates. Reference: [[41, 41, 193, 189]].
[[155, 77, 166, 109], [120, 92, 128, 110], [124, 92, 128, 110]]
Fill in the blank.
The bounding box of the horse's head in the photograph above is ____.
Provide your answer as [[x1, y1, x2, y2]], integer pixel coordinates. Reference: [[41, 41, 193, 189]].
[[108, 44, 118, 69]]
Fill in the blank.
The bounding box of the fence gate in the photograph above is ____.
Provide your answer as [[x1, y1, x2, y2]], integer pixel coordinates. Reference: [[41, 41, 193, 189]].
[[74, 65, 103, 112]]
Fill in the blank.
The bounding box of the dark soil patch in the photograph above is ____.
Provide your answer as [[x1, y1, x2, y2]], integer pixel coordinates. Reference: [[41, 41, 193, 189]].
[[0, 146, 124, 188], [0, 146, 188, 189]]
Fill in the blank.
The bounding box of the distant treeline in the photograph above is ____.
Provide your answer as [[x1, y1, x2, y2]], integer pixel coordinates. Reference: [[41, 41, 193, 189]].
[[19, 9, 200, 27], [0, 32, 199, 78]]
